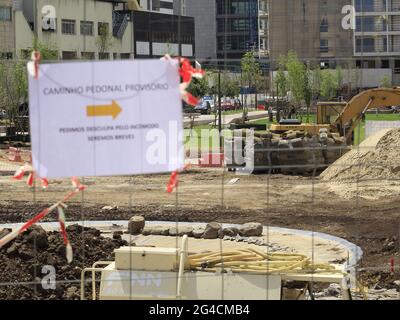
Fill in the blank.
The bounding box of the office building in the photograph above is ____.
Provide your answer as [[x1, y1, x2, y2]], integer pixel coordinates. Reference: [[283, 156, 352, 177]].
[[354, 0, 400, 83], [0, 0, 14, 59]]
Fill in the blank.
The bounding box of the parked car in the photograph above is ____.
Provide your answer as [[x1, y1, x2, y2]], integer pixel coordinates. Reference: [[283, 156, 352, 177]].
[[194, 100, 212, 115], [221, 97, 235, 111], [391, 106, 400, 113], [202, 96, 215, 112], [233, 98, 242, 110], [182, 101, 196, 114]]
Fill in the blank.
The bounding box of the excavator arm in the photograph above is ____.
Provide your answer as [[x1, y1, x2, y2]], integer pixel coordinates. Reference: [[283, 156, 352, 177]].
[[333, 88, 400, 141]]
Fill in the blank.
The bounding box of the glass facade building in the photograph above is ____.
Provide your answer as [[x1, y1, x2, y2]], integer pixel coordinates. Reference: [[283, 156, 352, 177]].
[[216, 0, 259, 61]]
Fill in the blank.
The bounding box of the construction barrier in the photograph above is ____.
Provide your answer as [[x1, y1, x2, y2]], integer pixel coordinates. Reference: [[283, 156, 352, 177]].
[[199, 153, 225, 167]]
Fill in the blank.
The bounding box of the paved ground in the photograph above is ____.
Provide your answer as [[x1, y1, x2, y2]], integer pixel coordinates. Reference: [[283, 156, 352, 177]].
[[184, 111, 267, 127]]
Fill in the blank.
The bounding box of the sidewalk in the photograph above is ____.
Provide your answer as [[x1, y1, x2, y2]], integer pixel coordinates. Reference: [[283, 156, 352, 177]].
[[184, 111, 267, 127]]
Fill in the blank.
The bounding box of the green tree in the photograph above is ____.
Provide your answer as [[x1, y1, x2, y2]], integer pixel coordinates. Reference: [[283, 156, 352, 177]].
[[336, 66, 343, 90], [320, 71, 338, 100], [35, 38, 59, 60], [304, 63, 312, 122], [21, 38, 59, 60], [380, 74, 392, 88], [209, 72, 240, 98], [96, 23, 113, 57], [187, 76, 209, 98], [311, 65, 322, 100], [351, 67, 361, 91], [224, 77, 240, 97], [274, 55, 288, 98], [241, 51, 262, 109], [0, 61, 28, 132], [286, 50, 306, 108], [0, 39, 58, 132]]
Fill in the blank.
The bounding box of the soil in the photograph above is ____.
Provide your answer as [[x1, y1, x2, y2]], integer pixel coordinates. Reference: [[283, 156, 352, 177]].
[[0, 224, 127, 300]]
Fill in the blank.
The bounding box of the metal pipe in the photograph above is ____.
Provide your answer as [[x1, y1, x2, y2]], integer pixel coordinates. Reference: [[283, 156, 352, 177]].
[[218, 69, 222, 148], [80, 266, 109, 300], [176, 235, 188, 299], [91, 261, 113, 300]]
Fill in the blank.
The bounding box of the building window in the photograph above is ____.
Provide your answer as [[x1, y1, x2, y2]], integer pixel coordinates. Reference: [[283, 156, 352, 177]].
[[381, 60, 389, 68], [217, 35, 249, 51], [321, 1, 328, 14], [0, 52, 13, 60], [81, 21, 94, 36], [152, 31, 177, 43], [355, 0, 384, 12], [62, 20, 76, 35], [320, 39, 329, 52], [320, 18, 328, 32], [20, 50, 31, 59], [81, 52, 95, 60], [357, 60, 376, 69], [181, 34, 193, 44], [160, 1, 174, 10], [367, 60, 376, 68], [120, 53, 131, 59], [356, 37, 376, 52], [356, 16, 386, 32], [62, 51, 77, 60], [217, 0, 250, 15], [320, 61, 330, 69], [98, 22, 109, 36], [395, 60, 400, 74], [0, 7, 11, 21], [99, 52, 110, 60], [218, 18, 251, 33]]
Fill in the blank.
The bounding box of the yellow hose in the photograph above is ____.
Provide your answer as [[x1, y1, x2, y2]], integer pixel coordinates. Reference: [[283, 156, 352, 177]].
[[188, 248, 338, 275], [188, 248, 369, 299]]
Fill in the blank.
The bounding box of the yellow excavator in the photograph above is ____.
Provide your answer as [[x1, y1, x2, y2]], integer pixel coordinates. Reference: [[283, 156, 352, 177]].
[[228, 88, 400, 174], [270, 88, 400, 145]]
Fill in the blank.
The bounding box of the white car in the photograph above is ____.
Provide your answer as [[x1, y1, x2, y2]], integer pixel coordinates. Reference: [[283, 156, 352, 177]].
[[202, 96, 215, 112]]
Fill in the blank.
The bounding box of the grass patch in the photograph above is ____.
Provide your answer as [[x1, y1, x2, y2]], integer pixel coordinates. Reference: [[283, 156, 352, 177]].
[[184, 113, 400, 150], [352, 114, 400, 145], [184, 125, 224, 151]]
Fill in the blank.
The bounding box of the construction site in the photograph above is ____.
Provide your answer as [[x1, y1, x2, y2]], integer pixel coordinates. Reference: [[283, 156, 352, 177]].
[[0, 0, 399, 307], [0, 85, 400, 301]]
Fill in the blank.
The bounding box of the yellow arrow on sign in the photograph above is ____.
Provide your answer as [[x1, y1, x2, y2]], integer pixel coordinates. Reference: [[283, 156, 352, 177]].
[[86, 100, 122, 120]]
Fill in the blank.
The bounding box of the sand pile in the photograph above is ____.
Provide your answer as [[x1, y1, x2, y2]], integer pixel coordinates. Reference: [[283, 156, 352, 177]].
[[320, 129, 400, 199], [321, 129, 400, 182]]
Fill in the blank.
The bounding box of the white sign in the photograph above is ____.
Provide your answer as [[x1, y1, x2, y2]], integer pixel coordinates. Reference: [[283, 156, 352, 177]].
[[28, 59, 184, 178]]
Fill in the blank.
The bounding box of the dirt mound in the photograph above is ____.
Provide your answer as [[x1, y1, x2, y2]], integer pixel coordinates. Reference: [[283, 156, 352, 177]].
[[321, 129, 400, 182], [0, 224, 127, 300]]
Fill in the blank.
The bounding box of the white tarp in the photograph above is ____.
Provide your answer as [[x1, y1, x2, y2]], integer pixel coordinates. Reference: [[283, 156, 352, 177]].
[[365, 120, 400, 139], [28, 59, 184, 178]]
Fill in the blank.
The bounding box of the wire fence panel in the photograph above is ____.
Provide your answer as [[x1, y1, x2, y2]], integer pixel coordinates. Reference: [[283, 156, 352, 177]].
[[365, 120, 400, 139], [0, 0, 400, 302]]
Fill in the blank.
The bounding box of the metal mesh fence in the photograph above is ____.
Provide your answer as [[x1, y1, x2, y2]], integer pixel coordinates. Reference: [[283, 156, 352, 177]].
[[0, 0, 400, 301]]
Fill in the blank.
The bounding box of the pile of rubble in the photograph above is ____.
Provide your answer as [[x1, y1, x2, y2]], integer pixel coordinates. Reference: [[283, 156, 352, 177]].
[[127, 216, 287, 250], [314, 283, 399, 300], [128, 216, 264, 239], [225, 130, 349, 175], [0, 224, 127, 300], [321, 129, 400, 182]]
